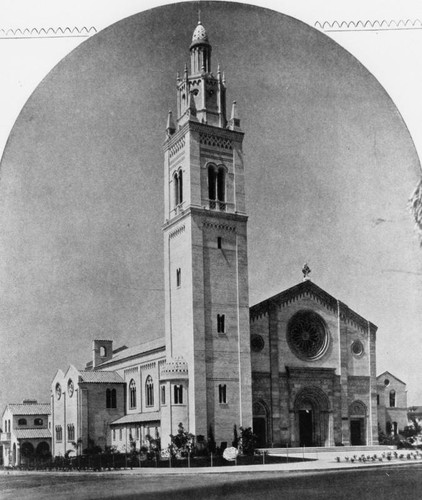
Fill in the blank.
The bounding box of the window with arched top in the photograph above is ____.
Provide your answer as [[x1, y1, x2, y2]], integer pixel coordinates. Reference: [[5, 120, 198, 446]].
[[146, 376, 154, 407], [129, 379, 136, 409], [208, 164, 226, 210], [18, 418, 27, 426], [100, 346, 107, 357], [34, 418, 43, 426], [174, 384, 183, 404], [174, 169, 183, 207], [389, 389, 396, 408]]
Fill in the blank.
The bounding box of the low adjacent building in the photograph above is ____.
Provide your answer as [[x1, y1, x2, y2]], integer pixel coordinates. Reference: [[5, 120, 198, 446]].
[[377, 371, 408, 436], [1, 400, 51, 466], [51, 364, 126, 457]]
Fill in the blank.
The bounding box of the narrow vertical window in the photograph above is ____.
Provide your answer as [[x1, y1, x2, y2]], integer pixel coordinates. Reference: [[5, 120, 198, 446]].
[[217, 237, 222, 249], [67, 424, 75, 441], [178, 170, 183, 204], [217, 167, 226, 209], [174, 385, 183, 404], [393, 421, 398, 435], [111, 388, 117, 408], [113, 429, 116, 440], [56, 425, 63, 442], [119, 428, 122, 440], [174, 172, 179, 206], [217, 314, 226, 333], [106, 389, 111, 408], [174, 170, 183, 207], [219, 384, 227, 404], [146, 376, 154, 407], [389, 389, 396, 408], [377, 394, 380, 406], [208, 165, 217, 207], [161, 385, 166, 405], [129, 379, 136, 409], [176, 268, 181, 287]]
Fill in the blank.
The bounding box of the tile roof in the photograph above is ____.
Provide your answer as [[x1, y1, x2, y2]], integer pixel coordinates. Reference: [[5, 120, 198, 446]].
[[7, 404, 51, 415], [111, 412, 161, 425], [79, 371, 124, 384], [14, 428, 51, 439], [96, 338, 165, 367]]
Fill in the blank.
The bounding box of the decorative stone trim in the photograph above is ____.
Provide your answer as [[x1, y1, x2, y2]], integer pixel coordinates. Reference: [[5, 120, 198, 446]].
[[203, 221, 235, 232], [169, 136, 185, 157], [169, 225, 185, 239], [249, 280, 377, 334], [140, 362, 156, 371], [199, 132, 232, 150], [124, 367, 138, 377]]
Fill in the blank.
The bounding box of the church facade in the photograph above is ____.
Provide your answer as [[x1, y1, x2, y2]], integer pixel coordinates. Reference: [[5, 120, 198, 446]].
[[51, 20, 378, 455]]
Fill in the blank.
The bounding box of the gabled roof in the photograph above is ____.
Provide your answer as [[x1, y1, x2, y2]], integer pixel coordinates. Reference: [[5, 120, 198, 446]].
[[78, 371, 124, 384], [250, 279, 377, 333], [94, 338, 165, 369], [377, 371, 406, 386], [14, 428, 51, 439], [6, 404, 51, 416], [111, 411, 161, 425]]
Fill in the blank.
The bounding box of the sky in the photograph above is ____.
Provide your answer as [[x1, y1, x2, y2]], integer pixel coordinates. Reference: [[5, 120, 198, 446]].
[[0, 1, 421, 409]]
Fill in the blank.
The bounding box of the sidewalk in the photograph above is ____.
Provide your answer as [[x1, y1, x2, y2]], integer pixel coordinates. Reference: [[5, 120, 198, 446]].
[[2, 448, 421, 476]]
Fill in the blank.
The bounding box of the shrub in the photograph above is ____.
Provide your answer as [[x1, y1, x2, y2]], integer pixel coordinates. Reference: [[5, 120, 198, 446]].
[[239, 426, 257, 456]]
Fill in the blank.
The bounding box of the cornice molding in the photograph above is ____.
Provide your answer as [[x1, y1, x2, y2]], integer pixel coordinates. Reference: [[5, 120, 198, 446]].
[[250, 280, 377, 334]]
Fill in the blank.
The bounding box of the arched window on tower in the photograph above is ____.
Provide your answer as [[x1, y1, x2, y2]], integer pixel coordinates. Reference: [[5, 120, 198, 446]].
[[174, 169, 183, 209], [146, 376, 154, 407], [389, 389, 396, 408], [208, 164, 226, 211], [217, 167, 226, 209], [100, 346, 107, 357], [129, 379, 137, 409]]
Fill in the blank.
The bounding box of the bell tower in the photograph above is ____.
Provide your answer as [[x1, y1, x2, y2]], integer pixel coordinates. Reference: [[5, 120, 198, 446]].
[[161, 21, 252, 446]]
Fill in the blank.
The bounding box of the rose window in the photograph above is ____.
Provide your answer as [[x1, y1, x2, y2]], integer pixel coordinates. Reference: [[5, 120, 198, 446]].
[[287, 310, 329, 360]]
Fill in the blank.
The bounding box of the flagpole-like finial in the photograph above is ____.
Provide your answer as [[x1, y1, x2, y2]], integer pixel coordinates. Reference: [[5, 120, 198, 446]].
[[198, 3, 201, 23]]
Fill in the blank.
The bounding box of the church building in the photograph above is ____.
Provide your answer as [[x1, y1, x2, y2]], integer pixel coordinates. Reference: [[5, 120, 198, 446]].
[[51, 20, 378, 455]]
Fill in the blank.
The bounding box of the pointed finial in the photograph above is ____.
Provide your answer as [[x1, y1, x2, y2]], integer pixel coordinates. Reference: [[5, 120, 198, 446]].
[[198, 3, 201, 24], [217, 63, 221, 74], [177, 71, 180, 81], [230, 101, 238, 120], [166, 110, 176, 137], [302, 263, 311, 281], [222, 71, 226, 84]]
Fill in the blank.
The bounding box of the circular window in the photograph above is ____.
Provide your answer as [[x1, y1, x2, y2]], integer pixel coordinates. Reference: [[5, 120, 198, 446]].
[[68, 379, 74, 397], [55, 383, 62, 400], [384, 379, 390, 387], [351, 340, 364, 356], [287, 310, 329, 361], [251, 334, 265, 352]]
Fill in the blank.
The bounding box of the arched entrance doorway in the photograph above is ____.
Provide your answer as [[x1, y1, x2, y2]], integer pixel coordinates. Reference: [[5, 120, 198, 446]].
[[252, 401, 269, 447], [21, 441, 35, 465], [349, 400, 367, 445], [294, 387, 330, 447], [36, 441, 51, 460]]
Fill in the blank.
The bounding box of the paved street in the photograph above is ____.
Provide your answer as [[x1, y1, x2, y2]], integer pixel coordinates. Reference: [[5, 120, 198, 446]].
[[1, 463, 422, 500]]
